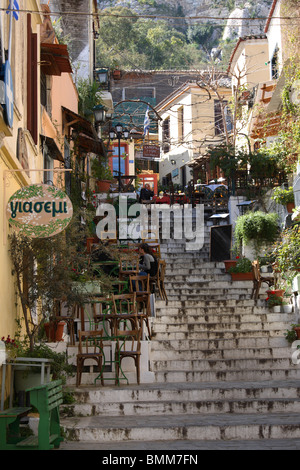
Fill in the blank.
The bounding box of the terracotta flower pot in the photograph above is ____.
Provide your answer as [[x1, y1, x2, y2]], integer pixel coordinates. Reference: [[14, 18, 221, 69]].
[[231, 272, 254, 281], [224, 260, 237, 272], [44, 321, 65, 342], [96, 180, 111, 192], [286, 202, 295, 213], [294, 327, 300, 339], [266, 289, 284, 298]]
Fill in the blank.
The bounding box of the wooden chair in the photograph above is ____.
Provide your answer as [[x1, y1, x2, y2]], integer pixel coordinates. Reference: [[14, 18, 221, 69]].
[[115, 328, 142, 385], [89, 297, 114, 335], [251, 260, 275, 300], [129, 274, 152, 339], [119, 255, 140, 282], [112, 293, 138, 333], [142, 229, 161, 258], [150, 259, 168, 303], [52, 301, 77, 346], [76, 330, 105, 386]]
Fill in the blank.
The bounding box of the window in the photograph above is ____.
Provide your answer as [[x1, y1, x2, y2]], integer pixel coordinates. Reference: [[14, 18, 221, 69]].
[[27, 14, 38, 144], [271, 46, 279, 80], [162, 118, 170, 153], [214, 100, 232, 135], [178, 106, 184, 143], [41, 72, 52, 117], [111, 144, 127, 176], [122, 87, 156, 100]]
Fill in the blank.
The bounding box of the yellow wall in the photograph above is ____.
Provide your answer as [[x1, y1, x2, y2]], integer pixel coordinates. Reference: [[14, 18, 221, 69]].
[[0, 1, 43, 339]]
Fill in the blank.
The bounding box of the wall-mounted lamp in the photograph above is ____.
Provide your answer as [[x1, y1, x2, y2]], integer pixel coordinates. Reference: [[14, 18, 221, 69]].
[[171, 159, 176, 165], [94, 68, 109, 87], [93, 104, 107, 126]]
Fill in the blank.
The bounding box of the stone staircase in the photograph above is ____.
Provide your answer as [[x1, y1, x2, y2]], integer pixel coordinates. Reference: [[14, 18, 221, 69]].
[[60, 226, 300, 450]]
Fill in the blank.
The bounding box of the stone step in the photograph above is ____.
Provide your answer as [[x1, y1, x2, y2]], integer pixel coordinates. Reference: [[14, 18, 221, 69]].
[[64, 397, 300, 418], [152, 329, 285, 341], [153, 367, 300, 383], [153, 320, 291, 333], [61, 412, 300, 443], [151, 357, 295, 372], [155, 299, 265, 308], [150, 336, 289, 350], [63, 380, 300, 406], [150, 346, 291, 361], [155, 313, 294, 325]]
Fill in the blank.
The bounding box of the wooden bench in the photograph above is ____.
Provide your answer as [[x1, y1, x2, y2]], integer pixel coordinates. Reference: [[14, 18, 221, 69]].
[[0, 380, 63, 450], [0, 407, 32, 450]]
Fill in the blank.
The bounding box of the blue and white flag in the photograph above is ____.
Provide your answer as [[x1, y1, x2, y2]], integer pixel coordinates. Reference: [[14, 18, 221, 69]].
[[7, 0, 19, 20], [143, 106, 150, 136]]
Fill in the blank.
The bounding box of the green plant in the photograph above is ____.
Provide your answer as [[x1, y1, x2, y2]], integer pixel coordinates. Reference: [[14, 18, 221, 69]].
[[1, 335, 19, 358], [233, 211, 279, 255], [272, 186, 295, 205], [266, 293, 284, 308], [91, 158, 113, 181], [228, 257, 252, 273], [272, 225, 300, 274], [285, 324, 300, 343], [17, 342, 74, 383]]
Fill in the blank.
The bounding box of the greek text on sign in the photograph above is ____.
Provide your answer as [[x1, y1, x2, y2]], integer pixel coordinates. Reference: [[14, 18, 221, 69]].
[[7, 184, 73, 238], [143, 145, 160, 159]]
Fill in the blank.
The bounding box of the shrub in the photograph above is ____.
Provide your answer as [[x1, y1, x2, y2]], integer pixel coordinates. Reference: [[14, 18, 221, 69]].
[[234, 211, 279, 255]]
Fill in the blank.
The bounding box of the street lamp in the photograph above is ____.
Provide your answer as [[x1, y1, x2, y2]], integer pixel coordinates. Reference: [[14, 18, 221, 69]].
[[109, 123, 129, 192]]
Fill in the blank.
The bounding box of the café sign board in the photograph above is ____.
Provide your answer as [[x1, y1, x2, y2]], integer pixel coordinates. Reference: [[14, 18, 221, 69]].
[[7, 184, 73, 238], [143, 145, 160, 160]]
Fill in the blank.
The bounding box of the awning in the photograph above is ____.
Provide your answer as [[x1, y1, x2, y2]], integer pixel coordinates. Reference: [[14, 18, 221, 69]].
[[62, 106, 98, 139], [62, 107, 106, 157], [41, 43, 72, 76], [41, 135, 64, 162]]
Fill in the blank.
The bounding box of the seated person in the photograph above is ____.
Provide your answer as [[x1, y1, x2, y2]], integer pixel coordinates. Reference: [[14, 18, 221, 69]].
[[139, 184, 154, 202], [152, 191, 170, 204], [138, 243, 158, 277]]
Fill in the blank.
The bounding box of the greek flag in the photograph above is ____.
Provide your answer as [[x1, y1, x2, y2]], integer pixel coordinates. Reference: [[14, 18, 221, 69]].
[[7, 0, 19, 20], [143, 106, 150, 136]]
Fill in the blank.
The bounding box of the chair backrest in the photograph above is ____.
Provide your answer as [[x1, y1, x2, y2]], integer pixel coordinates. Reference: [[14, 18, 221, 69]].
[[158, 259, 166, 281], [86, 297, 113, 323], [115, 328, 142, 353], [112, 293, 137, 314], [78, 330, 104, 355], [129, 274, 150, 293], [252, 260, 261, 282], [119, 255, 139, 274]]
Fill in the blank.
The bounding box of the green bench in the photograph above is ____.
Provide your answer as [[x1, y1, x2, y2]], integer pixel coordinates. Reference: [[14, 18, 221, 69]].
[[0, 380, 63, 450]]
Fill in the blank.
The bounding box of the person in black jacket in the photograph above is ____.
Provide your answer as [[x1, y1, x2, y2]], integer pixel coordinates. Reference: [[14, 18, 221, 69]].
[[139, 184, 154, 202], [138, 243, 158, 277]]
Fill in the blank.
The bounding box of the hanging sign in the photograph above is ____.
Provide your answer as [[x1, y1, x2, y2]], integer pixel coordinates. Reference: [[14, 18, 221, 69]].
[[6, 184, 73, 238], [143, 145, 160, 160]]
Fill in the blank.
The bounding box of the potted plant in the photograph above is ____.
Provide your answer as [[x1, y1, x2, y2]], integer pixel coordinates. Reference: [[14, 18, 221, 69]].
[[271, 226, 300, 275], [224, 256, 239, 272], [228, 257, 254, 280], [266, 292, 284, 311], [285, 324, 300, 343], [233, 211, 279, 259], [91, 158, 113, 192], [1, 335, 19, 360], [272, 186, 295, 212]]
